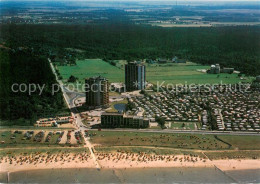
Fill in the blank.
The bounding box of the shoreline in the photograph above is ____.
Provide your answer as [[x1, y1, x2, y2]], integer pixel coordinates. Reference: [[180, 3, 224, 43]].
[[1, 153, 259, 173]]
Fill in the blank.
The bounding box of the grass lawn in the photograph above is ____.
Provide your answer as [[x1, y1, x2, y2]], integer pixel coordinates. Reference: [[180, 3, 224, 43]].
[[57, 60, 252, 90], [89, 131, 230, 150], [49, 133, 61, 144], [57, 59, 124, 83], [0, 131, 23, 144], [170, 122, 196, 130], [145, 62, 252, 85], [217, 135, 260, 150]]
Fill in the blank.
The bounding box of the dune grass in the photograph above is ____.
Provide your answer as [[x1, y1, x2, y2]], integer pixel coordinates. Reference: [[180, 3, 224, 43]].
[[89, 131, 230, 150]]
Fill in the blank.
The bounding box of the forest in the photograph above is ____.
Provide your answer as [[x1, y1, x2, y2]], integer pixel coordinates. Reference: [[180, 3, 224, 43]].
[[1, 24, 259, 76], [0, 49, 68, 126]]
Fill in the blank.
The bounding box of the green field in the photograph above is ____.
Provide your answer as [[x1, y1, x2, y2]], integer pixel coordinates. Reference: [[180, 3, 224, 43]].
[[170, 122, 196, 130], [57, 60, 252, 89], [145, 62, 252, 85], [89, 131, 260, 151], [217, 135, 260, 150], [89, 131, 230, 150], [0, 131, 58, 148], [57, 59, 124, 83]]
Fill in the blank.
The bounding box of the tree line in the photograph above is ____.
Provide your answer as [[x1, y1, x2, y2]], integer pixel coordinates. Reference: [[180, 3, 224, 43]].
[[1, 24, 259, 76], [0, 49, 69, 126]]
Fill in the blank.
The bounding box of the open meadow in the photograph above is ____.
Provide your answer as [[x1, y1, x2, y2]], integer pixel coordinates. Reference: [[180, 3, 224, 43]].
[[57, 59, 124, 83], [145, 62, 252, 85], [217, 135, 260, 150], [56, 60, 252, 89]]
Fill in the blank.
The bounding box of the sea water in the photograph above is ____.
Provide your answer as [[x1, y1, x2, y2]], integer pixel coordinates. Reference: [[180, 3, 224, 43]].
[[1, 168, 259, 183]]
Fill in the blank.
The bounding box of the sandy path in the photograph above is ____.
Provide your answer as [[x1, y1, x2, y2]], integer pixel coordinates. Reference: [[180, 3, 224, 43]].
[[83, 136, 101, 169], [59, 131, 67, 144], [70, 132, 77, 144]]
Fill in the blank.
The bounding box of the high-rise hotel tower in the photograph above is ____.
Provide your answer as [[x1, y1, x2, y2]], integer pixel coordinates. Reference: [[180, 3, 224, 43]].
[[85, 76, 109, 107], [125, 62, 146, 91]]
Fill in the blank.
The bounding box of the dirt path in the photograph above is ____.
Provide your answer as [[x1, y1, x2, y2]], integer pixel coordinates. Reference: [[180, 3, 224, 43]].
[[59, 131, 68, 144], [70, 132, 77, 144]]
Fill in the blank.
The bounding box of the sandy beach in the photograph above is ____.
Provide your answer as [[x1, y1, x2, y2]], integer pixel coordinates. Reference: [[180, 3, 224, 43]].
[[0, 152, 95, 173], [1, 152, 259, 173], [213, 159, 260, 171]]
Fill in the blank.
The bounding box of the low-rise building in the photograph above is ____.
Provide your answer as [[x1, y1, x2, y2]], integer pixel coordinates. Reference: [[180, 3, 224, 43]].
[[208, 64, 220, 74], [101, 112, 149, 128], [35, 116, 74, 127], [221, 68, 234, 74]]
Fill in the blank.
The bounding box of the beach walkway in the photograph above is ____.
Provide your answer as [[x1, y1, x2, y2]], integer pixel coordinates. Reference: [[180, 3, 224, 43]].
[[83, 136, 101, 169]]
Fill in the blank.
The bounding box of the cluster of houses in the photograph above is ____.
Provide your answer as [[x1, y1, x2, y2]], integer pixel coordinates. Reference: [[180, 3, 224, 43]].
[[35, 116, 74, 127], [129, 92, 202, 123], [129, 85, 260, 132], [208, 88, 260, 131], [146, 56, 187, 64]]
